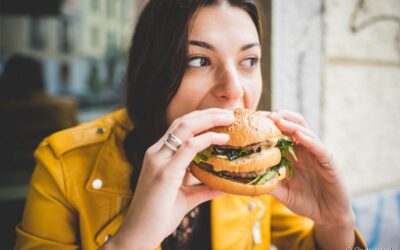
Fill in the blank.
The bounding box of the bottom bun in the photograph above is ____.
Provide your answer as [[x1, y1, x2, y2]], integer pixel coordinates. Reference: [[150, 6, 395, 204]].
[[190, 163, 286, 196]]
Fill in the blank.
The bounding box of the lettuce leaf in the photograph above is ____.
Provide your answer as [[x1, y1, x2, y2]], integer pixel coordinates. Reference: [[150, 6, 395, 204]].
[[276, 136, 297, 178], [193, 146, 213, 164]]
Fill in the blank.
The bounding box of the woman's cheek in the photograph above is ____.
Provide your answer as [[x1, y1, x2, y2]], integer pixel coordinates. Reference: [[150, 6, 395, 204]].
[[181, 70, 212, 95], [244, 76, 262, 108], [175, 75, 212, 109]]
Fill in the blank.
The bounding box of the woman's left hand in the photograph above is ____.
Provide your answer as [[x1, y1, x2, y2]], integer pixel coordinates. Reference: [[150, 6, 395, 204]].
[[267, 110, 355, 228]]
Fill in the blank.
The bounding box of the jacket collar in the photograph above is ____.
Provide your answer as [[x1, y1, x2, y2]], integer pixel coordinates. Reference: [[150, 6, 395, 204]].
[[85, 109, 134, 197]]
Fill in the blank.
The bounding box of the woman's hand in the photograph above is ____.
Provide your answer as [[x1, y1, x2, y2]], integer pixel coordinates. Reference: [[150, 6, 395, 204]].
[[105, 108, 234, 250], [267, 110, 356, 249]]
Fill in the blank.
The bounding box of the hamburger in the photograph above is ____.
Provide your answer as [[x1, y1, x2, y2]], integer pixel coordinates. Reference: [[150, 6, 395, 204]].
[[190, 108, 297, 196]]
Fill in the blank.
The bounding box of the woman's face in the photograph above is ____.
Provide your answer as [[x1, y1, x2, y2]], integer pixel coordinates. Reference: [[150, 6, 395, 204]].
[[166, 4, 262, 125]]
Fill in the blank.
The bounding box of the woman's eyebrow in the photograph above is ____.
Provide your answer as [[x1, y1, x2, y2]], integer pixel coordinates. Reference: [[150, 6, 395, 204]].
[[189, 40, 260, 52], [189, 40, 215, 51], [240, 43, 260, 51]]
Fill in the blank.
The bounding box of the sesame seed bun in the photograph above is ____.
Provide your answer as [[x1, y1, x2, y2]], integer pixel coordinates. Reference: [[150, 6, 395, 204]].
[[211, 108, 282, 147]]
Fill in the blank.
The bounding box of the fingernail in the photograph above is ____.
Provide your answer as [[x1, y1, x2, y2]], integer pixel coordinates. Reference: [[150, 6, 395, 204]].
[[268, 112, 277, 119], [225, 113, 235, 120], [221, 133, 230, 140], [278, 118, 288, 124], [296, 131, 307, 139]]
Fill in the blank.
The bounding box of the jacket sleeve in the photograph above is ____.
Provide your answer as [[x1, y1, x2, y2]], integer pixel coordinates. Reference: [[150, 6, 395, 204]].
[[14, 140, 79, 250], [270, 197, 368, 250]]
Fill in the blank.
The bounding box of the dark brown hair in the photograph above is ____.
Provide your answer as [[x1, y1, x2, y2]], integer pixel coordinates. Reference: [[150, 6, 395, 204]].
[[124, 0, 262, 190]]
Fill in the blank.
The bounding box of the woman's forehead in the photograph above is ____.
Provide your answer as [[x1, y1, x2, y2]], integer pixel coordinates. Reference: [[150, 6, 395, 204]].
[[188, 5, 259, 44]]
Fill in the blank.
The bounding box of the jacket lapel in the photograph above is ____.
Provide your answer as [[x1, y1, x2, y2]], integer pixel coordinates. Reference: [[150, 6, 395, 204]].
[[85, 110, 134, 197]]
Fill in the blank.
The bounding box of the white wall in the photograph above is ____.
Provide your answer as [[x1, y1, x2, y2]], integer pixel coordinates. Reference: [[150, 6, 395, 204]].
[[272, 0, 400, 195], [271, 0, 323, 136], [324, 0, 400, 195], [272, 2, 400, 246]]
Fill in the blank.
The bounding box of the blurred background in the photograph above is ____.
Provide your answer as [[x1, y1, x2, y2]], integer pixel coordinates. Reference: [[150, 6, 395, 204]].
[[0, 0, 399, 249]]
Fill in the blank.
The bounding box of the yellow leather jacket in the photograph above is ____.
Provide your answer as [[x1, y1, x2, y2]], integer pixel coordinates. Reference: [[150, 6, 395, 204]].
[[15, 109, 367, 250]]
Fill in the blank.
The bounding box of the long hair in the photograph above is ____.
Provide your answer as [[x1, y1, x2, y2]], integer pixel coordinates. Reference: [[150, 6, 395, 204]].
[[124, 0, 262, 191]]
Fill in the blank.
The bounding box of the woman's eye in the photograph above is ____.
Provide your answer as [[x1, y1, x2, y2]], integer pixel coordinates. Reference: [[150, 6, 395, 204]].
[[242, 57, 259, 68], [188, 57, 210, 67]]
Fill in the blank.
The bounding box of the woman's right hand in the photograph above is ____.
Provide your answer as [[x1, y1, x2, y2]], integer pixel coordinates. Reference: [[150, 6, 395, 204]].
[[103, 108, 234, 250]]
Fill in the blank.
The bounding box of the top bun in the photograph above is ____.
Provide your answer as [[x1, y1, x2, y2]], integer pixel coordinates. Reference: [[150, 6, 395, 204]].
[[211, 108, 282, 147]]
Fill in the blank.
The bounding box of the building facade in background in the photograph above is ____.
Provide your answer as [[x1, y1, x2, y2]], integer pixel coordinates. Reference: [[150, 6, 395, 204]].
[[0, 0, 136, 111]]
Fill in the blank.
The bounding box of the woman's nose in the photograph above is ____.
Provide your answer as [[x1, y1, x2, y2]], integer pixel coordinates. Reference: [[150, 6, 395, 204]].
[[213, 64, 244, 102]]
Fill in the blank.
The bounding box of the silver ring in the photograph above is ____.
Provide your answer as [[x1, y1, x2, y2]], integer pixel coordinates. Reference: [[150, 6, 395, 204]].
[[163, 133, 183, 152], [321, 153, 334, 167], [163, 139, 179, 152], [168, 133, 183, 148]]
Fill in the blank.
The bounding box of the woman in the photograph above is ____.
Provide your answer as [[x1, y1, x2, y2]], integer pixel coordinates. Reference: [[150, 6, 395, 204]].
[[15, 0, 367, 249]]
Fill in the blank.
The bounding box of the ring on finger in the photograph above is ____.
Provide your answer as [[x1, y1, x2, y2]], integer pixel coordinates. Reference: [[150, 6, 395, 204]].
[[163, 133, 183, 152], [168, 133, 183, 147]]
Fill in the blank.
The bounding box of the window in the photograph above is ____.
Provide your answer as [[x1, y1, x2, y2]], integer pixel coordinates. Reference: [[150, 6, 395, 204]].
[[91, 0, 100, 13], [91, 26, 99, 48], [59, 19, 73, 53], [106, 0, 116, 18], [107, 31, 117, 53], [29, 17, 46, 50]]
